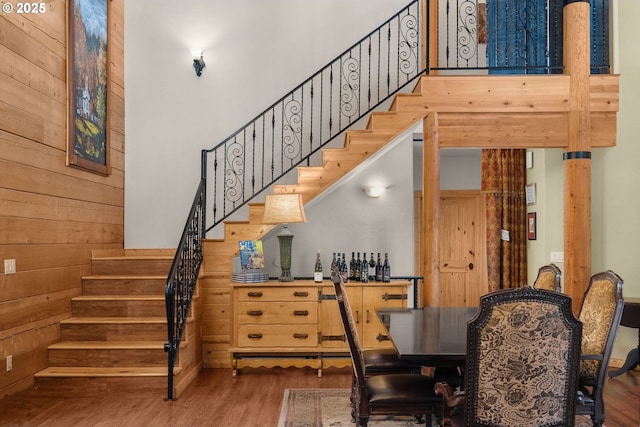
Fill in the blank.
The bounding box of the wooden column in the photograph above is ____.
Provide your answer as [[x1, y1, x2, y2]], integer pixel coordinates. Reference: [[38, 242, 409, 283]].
[[563, 0, 592, 313], [422, 113, 440, 307]]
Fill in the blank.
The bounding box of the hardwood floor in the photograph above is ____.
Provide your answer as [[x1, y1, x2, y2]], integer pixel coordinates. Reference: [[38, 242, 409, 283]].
[[0, 367, 638, 426]]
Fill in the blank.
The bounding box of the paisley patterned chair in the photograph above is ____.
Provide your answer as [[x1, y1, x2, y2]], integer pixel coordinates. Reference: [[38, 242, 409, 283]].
[[330, 266, 440, 427], [533, 263, 562, 292], [436, 287, 582, 427], [575, 270, 624, 427]]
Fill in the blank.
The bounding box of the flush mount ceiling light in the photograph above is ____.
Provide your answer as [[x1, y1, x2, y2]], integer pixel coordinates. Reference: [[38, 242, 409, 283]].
[[189, 48, 205, 77]]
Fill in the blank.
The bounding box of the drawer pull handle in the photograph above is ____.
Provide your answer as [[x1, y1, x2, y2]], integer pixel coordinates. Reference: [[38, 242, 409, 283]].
[[247, 310, 263, 316], [293, 310, 309, 316], [293, 291, 309, 297], [247, 333, 263, 340], [377, 333, 390, 342], [382, 293, 407, 301], [247, 291, 263, 298], [293, 333, 309, 340]]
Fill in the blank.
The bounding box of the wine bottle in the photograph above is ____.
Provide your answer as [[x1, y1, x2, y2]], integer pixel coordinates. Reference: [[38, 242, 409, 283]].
[[382, 253, 391, 282], [360, 252, 369, 283], [340, 252, 349, 283], [369, 252, 376, 281], [331, 253, 337, 271], [314, 251, 323, 283], [349, 252, 356, 281], [354, 252, 361, 282], [375, 253, 383, 282]]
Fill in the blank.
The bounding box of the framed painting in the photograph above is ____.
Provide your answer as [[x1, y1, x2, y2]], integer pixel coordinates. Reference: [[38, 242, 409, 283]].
[[67, 0, 110, 175]]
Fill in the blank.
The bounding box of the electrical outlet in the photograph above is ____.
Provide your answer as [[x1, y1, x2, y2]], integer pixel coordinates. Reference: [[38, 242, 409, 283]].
[[550, 251, 564, 263], [4, 259, 16, 274], [6, 355, 12, 372]]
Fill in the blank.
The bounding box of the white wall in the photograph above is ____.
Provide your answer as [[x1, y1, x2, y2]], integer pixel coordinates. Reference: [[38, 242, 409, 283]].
[[260, 134, 416, 287], [124, 0, 409, 248]]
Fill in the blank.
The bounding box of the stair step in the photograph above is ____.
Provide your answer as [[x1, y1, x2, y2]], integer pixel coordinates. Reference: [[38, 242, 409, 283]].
[[32, 366, 178, 398], [322, 148, 367, 165], [71, 296, 165, 317], [367, 111, 424, 131], [35, 366, 170, 378], [91, 256, 174, 276], [81, 275, 166, 295], [60, 317, 167, 341], [48, 341, 168, 367], [224, 221, 270, 241]]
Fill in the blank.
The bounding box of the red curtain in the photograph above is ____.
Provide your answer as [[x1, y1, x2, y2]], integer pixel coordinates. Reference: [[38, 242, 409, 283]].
[[481, 149, 527, 291]]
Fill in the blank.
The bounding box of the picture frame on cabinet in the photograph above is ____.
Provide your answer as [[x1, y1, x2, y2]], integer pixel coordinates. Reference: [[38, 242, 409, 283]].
[[66, 0, 111, 175]]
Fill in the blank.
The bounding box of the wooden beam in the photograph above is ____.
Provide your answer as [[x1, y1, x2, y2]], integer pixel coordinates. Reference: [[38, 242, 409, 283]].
[[421, 113, 440, 307], [563, 0, 592, 314]]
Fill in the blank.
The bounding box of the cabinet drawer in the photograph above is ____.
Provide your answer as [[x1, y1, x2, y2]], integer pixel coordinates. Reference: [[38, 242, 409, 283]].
[[237, 325, 318, 347], [237, 287, 317, 302], [237, 302, 317, 324]]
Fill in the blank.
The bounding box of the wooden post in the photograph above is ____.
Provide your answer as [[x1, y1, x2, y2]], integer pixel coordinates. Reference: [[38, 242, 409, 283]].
[[563, 0, 592, 313], [422, 113, 440, 307]]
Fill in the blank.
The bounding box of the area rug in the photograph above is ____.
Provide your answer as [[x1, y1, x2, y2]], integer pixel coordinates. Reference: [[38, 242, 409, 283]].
[[277, 388, 600, 427]]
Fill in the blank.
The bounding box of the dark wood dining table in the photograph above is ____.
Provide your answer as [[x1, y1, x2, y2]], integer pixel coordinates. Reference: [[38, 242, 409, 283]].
[[608, 297, 640, 378], [376, 306, 478, 367]]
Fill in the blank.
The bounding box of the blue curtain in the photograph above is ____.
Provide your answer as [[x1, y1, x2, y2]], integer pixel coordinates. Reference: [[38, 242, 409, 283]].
[[487, 0, 609, 74]]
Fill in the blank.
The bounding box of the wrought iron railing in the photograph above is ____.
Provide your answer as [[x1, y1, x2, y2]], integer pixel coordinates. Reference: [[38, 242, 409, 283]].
[[164, 177, 205, 400], [202, 0, 423, 233], [165, 0, 611, 400]]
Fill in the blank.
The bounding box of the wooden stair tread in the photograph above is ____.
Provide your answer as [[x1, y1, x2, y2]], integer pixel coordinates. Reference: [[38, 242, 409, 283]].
[[82, 275, 166, 280], [34, 367, 176, 378], [92, 255, 173, 260], [73, 295, 164, 301], [49, 341, 166, 350], [61, 317, 166, 324]]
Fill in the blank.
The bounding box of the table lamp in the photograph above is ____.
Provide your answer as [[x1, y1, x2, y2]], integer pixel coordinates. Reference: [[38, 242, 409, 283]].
[[262, 193, 307, 281]]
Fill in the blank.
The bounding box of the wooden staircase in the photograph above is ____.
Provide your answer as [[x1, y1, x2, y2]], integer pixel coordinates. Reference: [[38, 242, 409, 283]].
[[34, 249, 202, 398], [200, 82, 430, 368]]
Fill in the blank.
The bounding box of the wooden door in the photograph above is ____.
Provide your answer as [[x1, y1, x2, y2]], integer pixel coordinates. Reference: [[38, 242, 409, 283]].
[[438, 191, 487, 307]]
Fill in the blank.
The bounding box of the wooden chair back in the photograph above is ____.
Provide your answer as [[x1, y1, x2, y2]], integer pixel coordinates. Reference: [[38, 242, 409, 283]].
[[533, 263, 562, 292], [575, 270, 624, 426]]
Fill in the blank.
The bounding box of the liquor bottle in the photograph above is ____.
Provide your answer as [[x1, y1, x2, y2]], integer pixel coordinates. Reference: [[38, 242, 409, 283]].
[[314, 251, 323, 283], [369, 252, 376, 281], [382, 253, 391, 282], [375, 253, 383, 282], [349, 252, 356, 281], [340, 252, 349, 283], [360, 252, 369, 283]]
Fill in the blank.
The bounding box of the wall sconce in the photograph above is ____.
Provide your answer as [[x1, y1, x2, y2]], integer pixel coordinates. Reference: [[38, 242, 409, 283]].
[[262, 193, 307, 281], [189, 48, 205, 77], [363, 186, 386, 198]]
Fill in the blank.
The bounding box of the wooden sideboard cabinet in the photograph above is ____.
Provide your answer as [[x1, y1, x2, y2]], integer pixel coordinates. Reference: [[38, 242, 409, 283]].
[[230, 280, 410, 376]]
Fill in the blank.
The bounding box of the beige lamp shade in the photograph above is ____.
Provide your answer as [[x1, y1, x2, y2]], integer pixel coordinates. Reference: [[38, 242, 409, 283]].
[[262, 193, 307, 224]]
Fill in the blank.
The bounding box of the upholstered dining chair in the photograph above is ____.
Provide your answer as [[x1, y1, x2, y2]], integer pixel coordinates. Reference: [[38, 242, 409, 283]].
[[330, 266, 441, 427], [533, 263, 562, 292], [436, 287, 583, 427], [575, 270, 624, 427]]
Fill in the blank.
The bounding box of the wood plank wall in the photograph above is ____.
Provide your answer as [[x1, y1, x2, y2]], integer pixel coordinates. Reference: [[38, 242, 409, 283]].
[[0, 0, 125, 398]]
